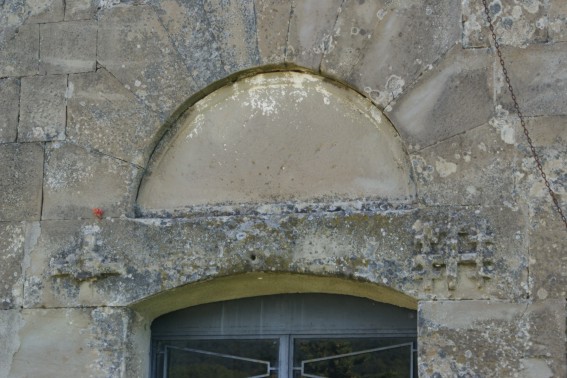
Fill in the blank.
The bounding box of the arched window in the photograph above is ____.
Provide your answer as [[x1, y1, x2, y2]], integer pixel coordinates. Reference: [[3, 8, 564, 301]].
[[151, 294, 417, 377]]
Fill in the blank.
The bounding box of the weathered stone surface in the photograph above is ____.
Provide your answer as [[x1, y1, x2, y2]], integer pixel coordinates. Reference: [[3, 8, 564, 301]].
[[98, 5, 199, 119], [321, 0, 387, 79], [39, 20, 97, 75], [0, 143, 43, 221], [0, 0, 64, 27], [42, 143, 141, 220], [138, 72, 415, 210], [24, 205, 525, 308], [0, 24, 39, 77], [152, 0, 227, 89], [419, 300, 566, 377], [19, 74, 66, 142], [389, 47, 494, 148], [0, 78, 19, 143], [255, 0, 292, 65], [67, 69, 162, 166], [65, 0, 97, 20], [8, 307, 133, 377], [549, 1, 567, 42], [0, 222, 25, 309], [410, 121, 519, 207], [497, 43, 567, 116], [203, 0, 260, 75], [518, 117, 567, 299], [0, 310, 22, 378], [347, 1, 461, 108], [462, 0, 549, 48], [285, 0, 342, 71]]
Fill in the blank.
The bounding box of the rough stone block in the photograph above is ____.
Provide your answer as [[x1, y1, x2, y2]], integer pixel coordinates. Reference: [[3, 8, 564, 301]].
[[497, 44, 567, 116], [152, 0, 227, 89], [98, 5, 199, 119], [203, 0, 260, 75], [549, 1, 567, 42], [346, 1, 461, 108], [0, 24, 39, 77], [0, 222, 25, 309], [39, 20, 97, 75], [462, 0, 549, 48], [410, 121, 519, 207], [419, 300, 566, 377], [0, 143, 43, 221], [25, 0, 64, 23], [18, 75, 66, 142], [64, 0, 97, 20], [7, 308, 133, 377], [255, 0, 291, 65], [42, 142, 141, 220], [0, 78, 19, 143], [285, 0, 343, 71], [389, 47, 494, 148], [67, 69, 162, 166], [0, 310, 22, 378]]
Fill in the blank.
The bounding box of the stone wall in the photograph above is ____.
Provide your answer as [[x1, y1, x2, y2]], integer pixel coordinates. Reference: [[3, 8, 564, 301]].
[[0, 0, 566, 377]]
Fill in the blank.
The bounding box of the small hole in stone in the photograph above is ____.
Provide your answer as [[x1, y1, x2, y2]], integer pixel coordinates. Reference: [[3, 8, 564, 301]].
[[250, 254, 257, 261]]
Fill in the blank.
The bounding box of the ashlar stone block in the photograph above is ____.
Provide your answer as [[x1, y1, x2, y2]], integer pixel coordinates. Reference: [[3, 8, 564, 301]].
[[285, 0, 343, 72], [0, 222, 25, 309], [25, 0, 64, 23], [0, 310, 22, 378], [67, 69, 162, 166], [42, 142, 141, 220], [346, 1, 461, 108], [40, 20, 97, 75], [0, 143, 43, 221], [388, 47, 494, 148], [410, 121, 519, 207], [65, 0, 97, 20], [549, 1, 567, 42], [0, 78, 19, 143], [496, 44, 567, 116], [152, 0, 228, 89], [7, 308, 133, 377], [98, 5, 199, 119], [203, 0, 261, 75], [19, 74, 66, 142], [255, 0, 292, 65], [419, 300, 566, 377], [0, 24, 39, 77]]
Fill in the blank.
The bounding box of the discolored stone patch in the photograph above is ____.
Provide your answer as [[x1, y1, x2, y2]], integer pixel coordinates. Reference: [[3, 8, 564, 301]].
[[0, 222, 25, 309]]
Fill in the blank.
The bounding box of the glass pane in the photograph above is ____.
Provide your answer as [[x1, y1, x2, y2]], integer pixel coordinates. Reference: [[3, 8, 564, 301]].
[[158, 339, 279, 378], [293, 338, 415, 378]]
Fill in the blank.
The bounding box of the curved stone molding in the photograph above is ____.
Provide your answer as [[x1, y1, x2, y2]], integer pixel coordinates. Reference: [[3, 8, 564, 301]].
[[138, 72, 415, 213]]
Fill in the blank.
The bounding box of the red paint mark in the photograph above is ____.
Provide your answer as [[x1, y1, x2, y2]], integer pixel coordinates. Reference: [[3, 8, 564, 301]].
[[92, 208, 104, 220]]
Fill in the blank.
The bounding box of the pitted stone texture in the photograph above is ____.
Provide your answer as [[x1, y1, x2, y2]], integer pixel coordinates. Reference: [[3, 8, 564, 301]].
[[152, 0, 227, 90], [0, 24, 39, 77], [138, 72, 414, 210], [419, 300, 566, 377], [19, 75, 66, 142], [389, 47, 494, 148], [65, 0, 97, 20], [203, 0, 261, 75], [518, 117, 567, 299], [67, 69, 162, 166], [0, 78, 19, 143], [347, 1, 461, 108], [0, 143, 43, 221], [549, 1, 567, 42], [0, 222, 25, 309], [7, 307, 133, 377], [255, 0, 292, 65], [0, 310, 22, 378], [496, 44, 567, 116], [98, 5, 199, 119], [410, 122, 519, 207], [462, 0, 549, 48], [285, 0, 343, 71], [39, 20, 97, 75], [24, 206, 526, 308], [42, 143, 141, 220]]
